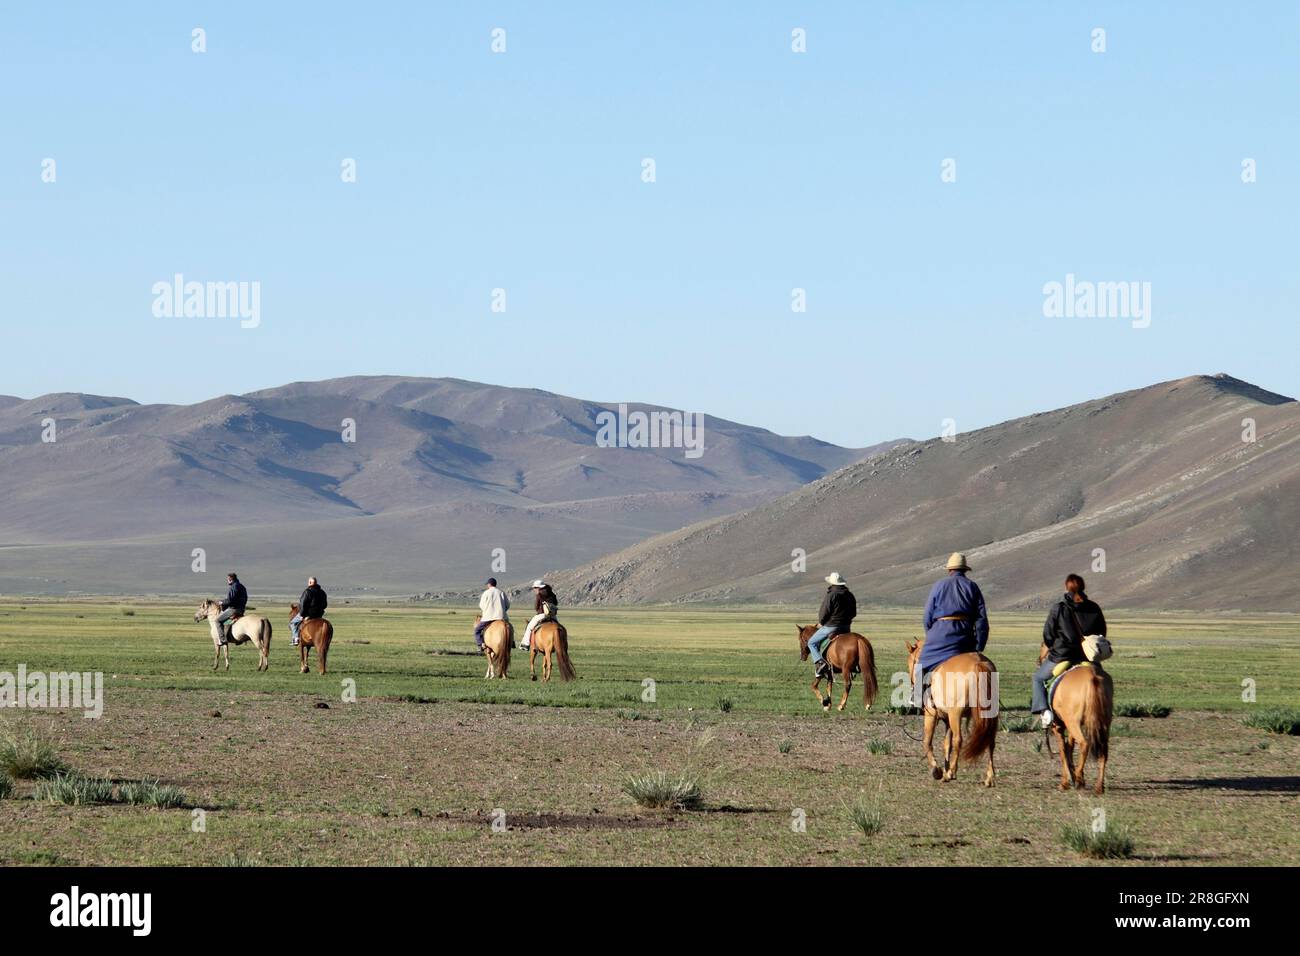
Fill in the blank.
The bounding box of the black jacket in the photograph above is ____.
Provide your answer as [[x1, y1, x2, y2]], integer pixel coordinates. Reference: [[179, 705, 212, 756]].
[[222, 580, 248, 613], [1042, 594, 1106, 663], [299, 584, 328, 619], [817, 585, 857, 630]]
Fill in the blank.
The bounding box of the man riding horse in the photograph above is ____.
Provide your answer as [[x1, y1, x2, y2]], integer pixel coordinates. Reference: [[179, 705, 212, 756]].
[[913, 553, 989, 706], [291, 576, 328, 647], [215, 572, 248, 645], [807, 572, 858, 680]]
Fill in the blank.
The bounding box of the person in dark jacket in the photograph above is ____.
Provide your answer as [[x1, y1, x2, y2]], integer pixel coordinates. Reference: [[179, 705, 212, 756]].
[[808, 573, 857, 679], [1033, 574, 1107, 726], [914, 553, 989, 705], [215, 572, 248, 645], [291, 576, 328, 647]]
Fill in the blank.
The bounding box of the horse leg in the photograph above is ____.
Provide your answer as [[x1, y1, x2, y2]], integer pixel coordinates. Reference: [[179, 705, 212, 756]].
[[530, 646, 538, 681], [1056, 730, 1076, 791], [810, 676, 825, 708], [943, 711, 962, 781], [212, 641, 219, 670], [1074, 732, 1090, 790], [837, 665, 850, 712], [300, 640, 309, 674], [318, 640, 328, 675], [1093, 747, 1107, 796], [984, 733, 996, 788], [223, 642, 230, 671], [924, 712, 941, 780]]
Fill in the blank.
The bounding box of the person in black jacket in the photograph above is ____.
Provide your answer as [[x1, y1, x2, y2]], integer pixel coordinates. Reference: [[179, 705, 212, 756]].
[[215, 572, 248, 645], [808, 572, 858, 679], [290, 576, 328, 647], [1033, 574, 1107, 726]]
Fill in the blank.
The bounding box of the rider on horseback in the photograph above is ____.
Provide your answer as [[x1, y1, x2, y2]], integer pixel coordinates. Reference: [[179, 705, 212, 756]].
[[521, 580, 558, 652], [475, 578, 511, 649], [216, 572, 248, 645], [914, 553, 989, 706], [808, 573, 857, 680], [1034, 574, 1106, 727], [291, 576, 328, 647]]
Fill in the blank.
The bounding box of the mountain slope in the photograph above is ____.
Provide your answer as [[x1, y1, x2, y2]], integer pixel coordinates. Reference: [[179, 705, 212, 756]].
[[0, 377, 897, 594], [547, 374, 1300, 611]]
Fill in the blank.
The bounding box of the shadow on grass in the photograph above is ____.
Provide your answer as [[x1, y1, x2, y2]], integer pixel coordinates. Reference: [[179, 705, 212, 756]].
[[1144, 775, 1300, 793]]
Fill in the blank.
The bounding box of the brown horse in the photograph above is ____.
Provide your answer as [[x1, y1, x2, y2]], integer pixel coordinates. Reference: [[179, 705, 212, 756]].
[[797, 625, 878, 713], [906, 638, 998, 786], [530, 620, 576, 682], [477, 616, 513, 678], [289, 604, 333, 675], [1038, 645, 1112, 794]]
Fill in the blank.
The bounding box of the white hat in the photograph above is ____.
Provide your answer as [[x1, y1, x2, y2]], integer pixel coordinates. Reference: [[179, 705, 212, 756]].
[[946, 552, 970, 571], [531, 579, 548, 588], [824, 572, 847, 587]]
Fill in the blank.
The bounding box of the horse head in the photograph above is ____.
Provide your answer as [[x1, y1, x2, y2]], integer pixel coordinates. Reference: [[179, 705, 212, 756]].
[[796, 624, 814, 660], [194, 599, 216, 623], [904, 638, 923, 676]]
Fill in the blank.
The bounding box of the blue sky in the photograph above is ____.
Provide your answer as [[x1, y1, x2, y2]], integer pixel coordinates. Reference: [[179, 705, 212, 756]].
[[2, 2, 1296, 447]]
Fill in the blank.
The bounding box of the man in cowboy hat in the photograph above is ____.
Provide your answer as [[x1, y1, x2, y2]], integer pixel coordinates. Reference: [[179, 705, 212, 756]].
[[913, 552, 990, 706], [807, 572, 858, 680]]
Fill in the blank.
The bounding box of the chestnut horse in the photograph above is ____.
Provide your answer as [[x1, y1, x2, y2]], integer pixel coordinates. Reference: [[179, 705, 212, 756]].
[[906, 638, 998, 786], [194, 599, 272, 672], [1038, 645, 1112, 794], [796, 625, 878, 713], [289, 603, 333, 675], [477, 616, 513, 678], [530, 620, 576, 682]]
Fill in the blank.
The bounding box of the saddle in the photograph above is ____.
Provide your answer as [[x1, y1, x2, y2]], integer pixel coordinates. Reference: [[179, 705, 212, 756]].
[[1046, 660, 1093, 709]]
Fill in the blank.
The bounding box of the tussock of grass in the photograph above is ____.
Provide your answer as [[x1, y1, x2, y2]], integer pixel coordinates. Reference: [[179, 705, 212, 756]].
[[866, 739, 893, 755], [0, 775, 12, 799], [1061, 823, 1135, 859], [716, 697, 733, 713], [1115, 702, 1172, 719], [848, 800, 884, 837], [120, 608, 135, 616], [0, 726, 67, 780], [118, 778, 188, 808], [1002, 716, 1037, 733], [34, 773, 116, 806], [884, 704, 921, 716], [1242, 708, 1300, 735], [622, 771, 703, 810], [777, 739, 794, 754]]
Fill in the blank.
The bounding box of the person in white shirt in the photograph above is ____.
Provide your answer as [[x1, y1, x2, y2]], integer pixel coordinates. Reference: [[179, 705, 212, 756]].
[[475, 577, 511, 649]]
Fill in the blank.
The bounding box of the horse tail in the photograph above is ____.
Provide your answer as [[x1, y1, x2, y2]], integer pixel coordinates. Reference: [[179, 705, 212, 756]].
[[1081, 667, 1111, 759], [553, 624, 577, 682], [856, 636, 877, 707], [264, 619, 272, 645], [961, 660, 999, 761]]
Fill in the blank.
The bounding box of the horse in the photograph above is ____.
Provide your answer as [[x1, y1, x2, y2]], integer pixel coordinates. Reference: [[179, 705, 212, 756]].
[[796, 625, 878, 713], [530, 620, 577, 682], [194, 599, 272, 672], [1038, 644, 1112, 794], [905, 638, 998, 786], [289, 603, 333, 675], [476, 616, 513, 678]]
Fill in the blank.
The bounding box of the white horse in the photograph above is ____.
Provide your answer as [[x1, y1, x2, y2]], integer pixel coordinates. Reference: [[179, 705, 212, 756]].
[[194, 599, 272, 671]]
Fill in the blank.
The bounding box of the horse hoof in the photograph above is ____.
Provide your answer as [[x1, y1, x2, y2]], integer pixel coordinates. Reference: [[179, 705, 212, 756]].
[[930, 767, 942, 780]]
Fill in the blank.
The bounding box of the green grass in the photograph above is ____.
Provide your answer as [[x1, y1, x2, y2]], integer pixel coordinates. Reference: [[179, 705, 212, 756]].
[[777, 739, 794, 754], [866, 739, 893, 755], [848, 800, 884, 837], [33, 773, 116, 805], [1002, 715, 1038, 733], [117, 778, 189, 808], [1114, 702, 1172, 719], [0, 726, 67, 780], [0, 776, 12, 799], [1061, 822, 1136, 859], [1242, 708, 1300, 735], [622, 771, 704, 810]]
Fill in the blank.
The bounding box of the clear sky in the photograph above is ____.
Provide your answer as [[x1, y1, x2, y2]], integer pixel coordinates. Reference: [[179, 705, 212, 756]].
[[2, 2, 1296, 447]]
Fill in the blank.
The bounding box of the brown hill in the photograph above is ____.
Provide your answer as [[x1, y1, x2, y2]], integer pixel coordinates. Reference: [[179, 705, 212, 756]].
[[547, 374, 1299, 611]]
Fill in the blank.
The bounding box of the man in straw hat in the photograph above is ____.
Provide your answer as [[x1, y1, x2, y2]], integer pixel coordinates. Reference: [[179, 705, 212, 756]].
[[912, 552, 989, 706], [807, 572, 858, 680]]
